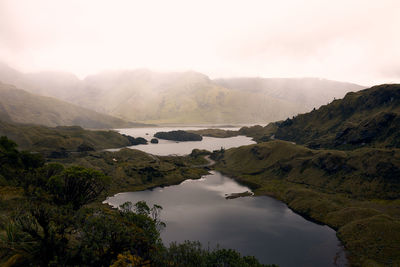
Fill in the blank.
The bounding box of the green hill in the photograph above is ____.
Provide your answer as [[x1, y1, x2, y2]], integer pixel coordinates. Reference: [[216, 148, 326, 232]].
[[0, 82, 144, 129], [217, 141, 400, 199], [273, 84, 400, 149], [214, 141, 400, 266], [211, 84, 400, 266], [0, 120, 136, 153]]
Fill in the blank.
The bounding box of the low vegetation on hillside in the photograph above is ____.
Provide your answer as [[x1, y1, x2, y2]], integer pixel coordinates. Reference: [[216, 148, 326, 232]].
[[273, 84, 400, 149], [0, 120, 146, 154], [207, 84, 400, 266], [51, 148, 209, 194], [0, 136, 272, 266]]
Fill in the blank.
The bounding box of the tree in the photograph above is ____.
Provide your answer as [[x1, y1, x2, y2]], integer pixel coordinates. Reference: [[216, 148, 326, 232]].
[[47, 166, 110, 210]]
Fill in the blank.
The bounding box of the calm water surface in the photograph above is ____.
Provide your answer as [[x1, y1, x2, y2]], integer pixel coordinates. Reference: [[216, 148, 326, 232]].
[[105, 171, 347, 267], [108, 127, 255, 155]]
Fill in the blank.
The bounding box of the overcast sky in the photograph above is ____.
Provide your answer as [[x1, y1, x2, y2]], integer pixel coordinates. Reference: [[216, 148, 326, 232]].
[[0, 0, 399, 86]]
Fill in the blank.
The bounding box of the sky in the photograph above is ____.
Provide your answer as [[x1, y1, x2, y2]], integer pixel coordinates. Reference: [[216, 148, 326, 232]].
[[0, 0, 399, 86]]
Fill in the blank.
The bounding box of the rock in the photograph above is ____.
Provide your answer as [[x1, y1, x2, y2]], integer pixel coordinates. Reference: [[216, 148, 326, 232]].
[[151, 138, 159, 144]]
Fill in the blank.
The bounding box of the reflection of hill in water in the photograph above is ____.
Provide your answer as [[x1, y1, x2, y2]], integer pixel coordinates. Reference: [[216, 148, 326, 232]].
[[105, 171, 345, 267]]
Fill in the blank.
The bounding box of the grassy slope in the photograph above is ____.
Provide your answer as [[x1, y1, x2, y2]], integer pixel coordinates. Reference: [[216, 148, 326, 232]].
[[0, 82, 143, 129], [273, 84, 400, 149], [50, 148, 208, 195], [215, 140, 400, 266], [0, 120, 134, 152]]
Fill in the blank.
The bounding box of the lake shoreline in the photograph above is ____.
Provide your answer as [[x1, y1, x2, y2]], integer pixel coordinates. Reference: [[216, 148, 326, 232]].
[[105, 169, 345, 266], [213, 167, 356, 266]]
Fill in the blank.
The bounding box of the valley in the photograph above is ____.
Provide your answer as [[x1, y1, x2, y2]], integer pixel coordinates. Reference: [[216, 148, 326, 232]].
[[0, 69, 399, 266]]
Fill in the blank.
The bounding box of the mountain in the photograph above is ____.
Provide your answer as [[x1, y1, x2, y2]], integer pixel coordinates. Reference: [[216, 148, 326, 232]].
[[0, 63, 364, 124], [272, 84, 400, 149], [79, 70, 308, 124], [0, 82, 144, 128], [214, 77, 364, 111]]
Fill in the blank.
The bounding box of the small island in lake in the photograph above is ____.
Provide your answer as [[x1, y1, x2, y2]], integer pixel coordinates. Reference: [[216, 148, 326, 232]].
[[225, 191, 254, 199], [122, 134, 148, 145], [154, 130, 203, 142]]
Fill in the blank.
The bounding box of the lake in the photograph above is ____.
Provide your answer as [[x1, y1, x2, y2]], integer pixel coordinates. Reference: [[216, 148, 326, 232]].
[[105, 171, 347, 267], [108, 127, 255, 155]]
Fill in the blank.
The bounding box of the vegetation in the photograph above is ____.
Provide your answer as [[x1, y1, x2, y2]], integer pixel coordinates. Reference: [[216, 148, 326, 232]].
[[213, 141, 400, 265], [269, 84, 400, 149], [210, 83, 400, 267], [0, 120, 145, 155], [122, 134, 148, 145], [0, 136, 270, 266], [199, 84, 400, 148], [188, 128, 239, 138], [155, 130, 203, 142], [50, 148, 209, 194]]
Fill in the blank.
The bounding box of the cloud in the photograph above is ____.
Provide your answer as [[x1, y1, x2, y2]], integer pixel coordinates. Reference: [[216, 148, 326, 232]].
[[0, 0, 399, 85]]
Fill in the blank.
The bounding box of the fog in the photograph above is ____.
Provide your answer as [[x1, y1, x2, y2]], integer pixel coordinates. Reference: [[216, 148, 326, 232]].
[[1, 0, 399, 85]]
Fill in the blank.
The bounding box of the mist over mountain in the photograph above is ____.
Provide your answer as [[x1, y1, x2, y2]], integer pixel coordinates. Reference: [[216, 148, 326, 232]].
[[214, 77, 363, 111], [0, 62, 365, 125], [0, 81, 142, 128]]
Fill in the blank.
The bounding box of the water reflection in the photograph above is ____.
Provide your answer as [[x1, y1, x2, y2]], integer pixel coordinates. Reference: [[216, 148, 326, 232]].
[[105, 171, 346, 267]]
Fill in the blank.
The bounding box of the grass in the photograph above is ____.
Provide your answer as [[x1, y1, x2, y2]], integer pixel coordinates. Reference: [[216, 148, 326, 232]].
[[214, 140, 400, 266], [0, 120, 135, 152], [50, 148, 209, 195]]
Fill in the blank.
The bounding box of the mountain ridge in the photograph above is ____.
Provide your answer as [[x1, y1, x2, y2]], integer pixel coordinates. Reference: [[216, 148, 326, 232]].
[[0, 62, 365, 124], [0, 81, 146, 129]]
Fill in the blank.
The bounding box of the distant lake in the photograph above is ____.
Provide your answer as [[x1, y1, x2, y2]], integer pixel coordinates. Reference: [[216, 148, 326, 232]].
[[105, 171, 347, 267], [108, 127, 255, 155]]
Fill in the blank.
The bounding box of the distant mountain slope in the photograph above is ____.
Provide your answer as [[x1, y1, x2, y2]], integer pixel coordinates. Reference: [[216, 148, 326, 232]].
[[272, 84, 400, 149], [80, 70, 307, 124], [75, 71, 364, 124], [0, 82, 143, 129], [214, 77, 364, 110], [0, 62, 364, 124]]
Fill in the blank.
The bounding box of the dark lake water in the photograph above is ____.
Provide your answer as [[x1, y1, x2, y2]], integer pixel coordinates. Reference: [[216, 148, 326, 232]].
[[105, 171, 347, 267], [107, 127, 255, 155]]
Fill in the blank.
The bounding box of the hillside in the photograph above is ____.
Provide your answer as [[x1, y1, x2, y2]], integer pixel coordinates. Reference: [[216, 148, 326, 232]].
[[214, 77, 363, 110], [0, 120, 138, 153], [0, 63, 364, 124], [272, 84, 400, 149], [35, 70, 305, 124], [0, 82, 144, 129], [210, 84, 400, 266], [214, 141, 400, 266]]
